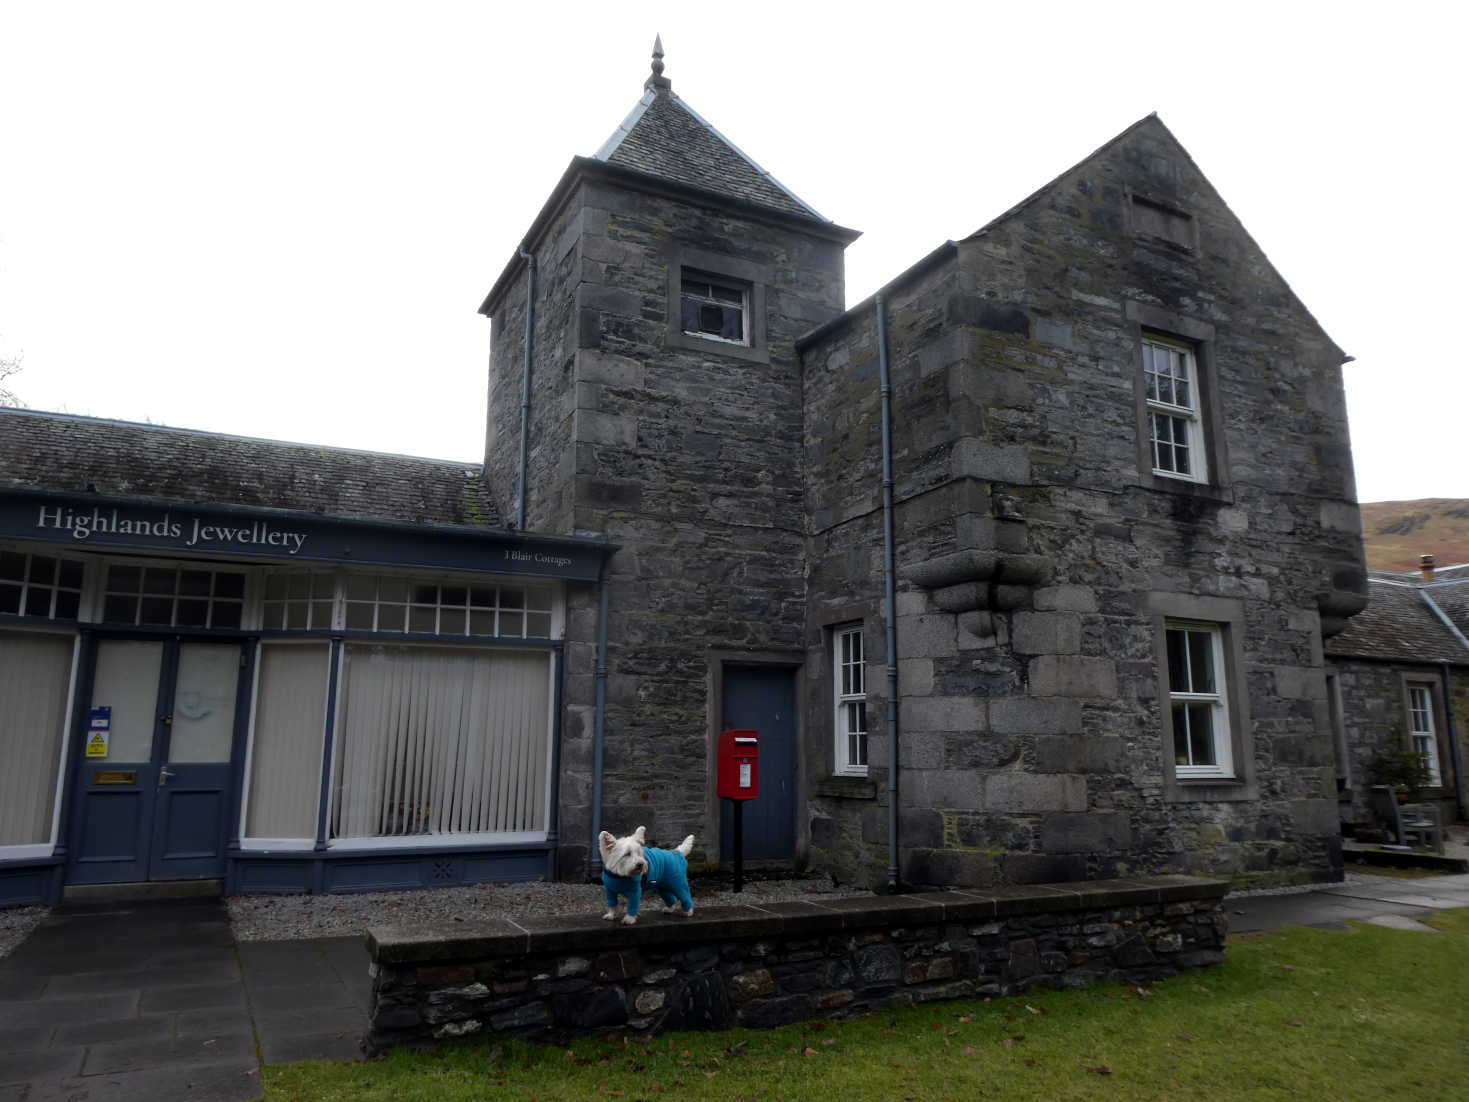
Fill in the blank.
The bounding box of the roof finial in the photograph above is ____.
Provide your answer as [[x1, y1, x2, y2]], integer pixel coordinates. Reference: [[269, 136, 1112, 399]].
[[645, 34, 671, 92]]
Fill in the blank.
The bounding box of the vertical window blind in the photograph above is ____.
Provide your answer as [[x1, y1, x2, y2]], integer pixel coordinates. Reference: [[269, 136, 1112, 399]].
[[0, 631, 73, 847], [331, 645, 551, 841], [244, 643, 331, 840]]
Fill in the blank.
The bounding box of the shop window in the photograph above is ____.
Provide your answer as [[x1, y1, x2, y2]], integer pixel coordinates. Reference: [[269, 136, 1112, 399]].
[[329, 644, 551, 843], [343, 574, 553, 638], [0, 630, 74, 852], [102, 564, 245, 629], [833, 625, 868, 776], [0, 551, 83, 620], [263, 571, 336, 630], [242, 642, 330, 844]]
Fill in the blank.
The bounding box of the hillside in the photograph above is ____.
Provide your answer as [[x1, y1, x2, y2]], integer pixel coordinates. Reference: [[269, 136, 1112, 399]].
[[1358, 498, 1469, 572]]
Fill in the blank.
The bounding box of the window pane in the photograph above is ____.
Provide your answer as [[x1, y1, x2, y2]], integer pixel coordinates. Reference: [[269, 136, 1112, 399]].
[[176, 599, 209, 627], [214, 573, 246, 599], [264, 575, 290, 600], [346, 603, 375, 630], [310, 601, 333, 628], [0, 553, 25, 582], [500, 588, 524, 611], [23, 588, 52, 617], [440, 608, 466, 635], [179, 570, 212, 597], [1187, 631, 1214, 694], [108, 565, 141, 593], [526, 612, 551, 638], [0, 583, 19, 615], [140, 597, 174, 625], [346, 576, 377, 602], [262, 600, 285, 629], [1172, 703, 1190, 764], [680, 298, 701, 333], [470, 609, 496, 635], [411, 584, 438, 604], [58, 560, 84, 589], [27, 556, 56, 585], [1188, 704, 1216, 765], [286, 603, 309, 630], [469, 586, 495, 608], [211, 602, 242, 630], [312, 574, 335, 599], [377, 604, 405, 632], [500, 611, 524, 637], [103, 594, 135, 622], [408, 606, 436, 634], [287, 574, 311, 600], [143, 568, 175, 595], [378, 578, 408, 604], [1166, 630, 1188, 693], [54, 589, 81, 620], [441, 586, 467, 607]]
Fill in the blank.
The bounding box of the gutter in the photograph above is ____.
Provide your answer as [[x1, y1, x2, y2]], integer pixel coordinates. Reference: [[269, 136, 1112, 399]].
[[875, 293, 901, 891], [590, 558, 611, 875], [515, 249, 536, 531]]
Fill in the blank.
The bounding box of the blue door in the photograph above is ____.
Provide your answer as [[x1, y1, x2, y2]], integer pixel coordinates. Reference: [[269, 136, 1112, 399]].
[[720, 666, 796, 861], [68, 638, 243, 885]]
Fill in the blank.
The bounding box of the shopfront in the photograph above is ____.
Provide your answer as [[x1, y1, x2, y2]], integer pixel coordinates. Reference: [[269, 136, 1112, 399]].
[[0, 488, 608, 905]]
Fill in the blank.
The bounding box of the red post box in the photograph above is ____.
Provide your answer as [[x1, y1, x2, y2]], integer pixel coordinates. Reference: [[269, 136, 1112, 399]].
[[716, 728, 759, 800]]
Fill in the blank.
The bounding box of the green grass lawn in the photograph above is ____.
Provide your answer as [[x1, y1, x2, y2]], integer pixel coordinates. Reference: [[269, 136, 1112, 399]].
[[266, 909, 1469, 1101]]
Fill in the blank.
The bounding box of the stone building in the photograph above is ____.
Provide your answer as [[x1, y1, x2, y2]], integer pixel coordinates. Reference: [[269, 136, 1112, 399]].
[[0, 45, 1368, 905], [483, 46, 1366, 890], [1325, 558, 1469, 831]]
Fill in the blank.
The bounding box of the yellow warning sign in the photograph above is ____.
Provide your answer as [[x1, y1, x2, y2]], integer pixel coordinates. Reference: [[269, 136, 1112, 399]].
[[86, 731, 109, 758]]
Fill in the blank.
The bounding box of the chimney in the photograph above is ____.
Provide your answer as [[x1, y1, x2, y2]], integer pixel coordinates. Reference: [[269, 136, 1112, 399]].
[[1420, 554, 1436, 583]]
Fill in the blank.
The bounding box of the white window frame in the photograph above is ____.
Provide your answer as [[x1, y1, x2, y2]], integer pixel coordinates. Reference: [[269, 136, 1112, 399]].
[[1406, 683, 1443, 786], [1165, 620, 1233, 780], [1143, 336, 1207, 483], [679, 273, 750, 347], [833, 625, 868, 777]]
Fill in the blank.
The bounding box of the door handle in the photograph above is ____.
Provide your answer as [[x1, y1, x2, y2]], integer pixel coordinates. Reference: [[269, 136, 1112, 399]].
[[159, 767, 177, 787]]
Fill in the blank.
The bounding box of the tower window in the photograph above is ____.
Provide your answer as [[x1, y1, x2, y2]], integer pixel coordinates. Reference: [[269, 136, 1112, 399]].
[[680, 275, 748, 345]]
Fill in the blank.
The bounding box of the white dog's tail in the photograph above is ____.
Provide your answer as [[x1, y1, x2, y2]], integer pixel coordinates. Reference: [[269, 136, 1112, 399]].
[[676, 834, 694, 857]]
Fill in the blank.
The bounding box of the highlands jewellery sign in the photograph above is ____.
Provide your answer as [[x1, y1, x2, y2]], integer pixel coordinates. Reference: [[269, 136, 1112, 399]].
[[37, 503, 310, 554], [0, 494, 606, 580]]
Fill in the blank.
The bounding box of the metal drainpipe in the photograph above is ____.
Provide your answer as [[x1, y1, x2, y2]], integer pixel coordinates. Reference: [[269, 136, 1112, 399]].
[[515, 249, 537, 531], [875, 293, 901, 891], [590, 559, 611, 875], [1441, 663, 1466, 821]]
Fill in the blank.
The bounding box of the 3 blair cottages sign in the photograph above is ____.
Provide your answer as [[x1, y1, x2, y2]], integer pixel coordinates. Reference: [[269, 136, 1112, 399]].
[[1, 496, 603, 580]]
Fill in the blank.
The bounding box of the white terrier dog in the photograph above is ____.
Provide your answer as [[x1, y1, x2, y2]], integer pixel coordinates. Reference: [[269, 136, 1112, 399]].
[[599, 826, 696, 925]]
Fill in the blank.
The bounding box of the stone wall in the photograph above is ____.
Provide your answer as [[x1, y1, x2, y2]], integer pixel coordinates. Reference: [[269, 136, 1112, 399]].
[[364, 875, 1227, 1052], [799, 117, 1365, 891]]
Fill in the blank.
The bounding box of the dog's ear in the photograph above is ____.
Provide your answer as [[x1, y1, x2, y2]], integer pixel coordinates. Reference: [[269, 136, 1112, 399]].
[[598, 831, 615, 854], [633, 826, 647, 843]]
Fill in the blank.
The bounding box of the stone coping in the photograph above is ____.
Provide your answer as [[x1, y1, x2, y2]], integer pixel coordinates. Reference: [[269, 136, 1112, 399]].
[[366, 875, 1228, 965]]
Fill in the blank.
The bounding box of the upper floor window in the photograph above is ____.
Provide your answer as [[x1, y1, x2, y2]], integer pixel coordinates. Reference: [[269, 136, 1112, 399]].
[[834, 625, 868, 776], [0, 551, 83, 620], [680, 274, 748, 346], [1143, 336, 1207, 483]]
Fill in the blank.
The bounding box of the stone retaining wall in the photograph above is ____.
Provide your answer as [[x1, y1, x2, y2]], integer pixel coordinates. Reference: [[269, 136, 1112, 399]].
[[364, 875, 1228, 1052]]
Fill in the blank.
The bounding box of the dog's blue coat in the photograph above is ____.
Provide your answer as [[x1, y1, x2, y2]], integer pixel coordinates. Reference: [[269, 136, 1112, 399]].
[[602, 845, 694, 917]]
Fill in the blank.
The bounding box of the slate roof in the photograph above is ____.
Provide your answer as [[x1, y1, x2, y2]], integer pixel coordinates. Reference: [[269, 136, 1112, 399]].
[[593, 80, 826, 222], [0, 408, 501, 529], [1326, 575, 1469, 665]]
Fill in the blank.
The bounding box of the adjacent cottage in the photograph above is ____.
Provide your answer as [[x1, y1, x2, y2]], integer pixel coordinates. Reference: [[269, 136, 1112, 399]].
[[1325, 557, 1469, 832], [0, 44, 1368, 906]]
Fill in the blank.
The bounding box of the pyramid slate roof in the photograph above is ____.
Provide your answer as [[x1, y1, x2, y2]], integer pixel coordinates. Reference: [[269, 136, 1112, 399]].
[[0, 408, 500, 529], [593, 86, 824, 221]]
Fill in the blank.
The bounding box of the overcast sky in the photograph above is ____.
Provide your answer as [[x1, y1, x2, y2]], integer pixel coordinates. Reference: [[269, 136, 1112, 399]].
[[1, 1, 1464, 505]]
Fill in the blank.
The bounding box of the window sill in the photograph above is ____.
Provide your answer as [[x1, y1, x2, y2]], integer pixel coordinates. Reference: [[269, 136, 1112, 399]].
[[1166, 777, 1256, 803], [813, 777, 877, 800], [667, 329, 769, 364], [1138, 472, 1234, 504]]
